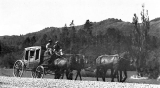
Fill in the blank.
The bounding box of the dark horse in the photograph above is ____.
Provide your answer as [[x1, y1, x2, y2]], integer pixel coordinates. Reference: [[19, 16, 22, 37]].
[[66, 54, 85, 80], [117, 53, 130, 82], [52, 55, 70, 79], [39, 49, 71, 79], [55, 54, 85, 80], [96, 52, 130, 82]]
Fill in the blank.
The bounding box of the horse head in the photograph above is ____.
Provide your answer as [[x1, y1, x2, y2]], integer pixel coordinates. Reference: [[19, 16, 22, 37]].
[[119, 51, 129, 58], [118, 51, 132, 70]]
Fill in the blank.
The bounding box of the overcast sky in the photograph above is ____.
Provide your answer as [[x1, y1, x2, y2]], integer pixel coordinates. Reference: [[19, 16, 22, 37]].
[[0, 0, 160, 36]]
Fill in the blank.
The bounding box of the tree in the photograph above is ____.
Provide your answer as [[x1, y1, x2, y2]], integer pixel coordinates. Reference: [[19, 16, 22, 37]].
[[0, 41, 1, 54], [60, 24, 70, 49], [22, 37, 31, 48], [70, 20, 74, 27], [30, 36, 36, 46], [83, 19, 93, 45], [77, 29, 87, 46], [40, 34, 48, 46], [84, 19, 92, 35], [64, 23, 67, 27], [69, 25, 76, 53], [62, 24, 69, 37], [132, 4, 150, 77]]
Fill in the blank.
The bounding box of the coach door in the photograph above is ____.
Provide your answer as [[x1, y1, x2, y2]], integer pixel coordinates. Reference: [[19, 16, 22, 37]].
[[29, 49, 41, 69], [28, 49, 35, 68]]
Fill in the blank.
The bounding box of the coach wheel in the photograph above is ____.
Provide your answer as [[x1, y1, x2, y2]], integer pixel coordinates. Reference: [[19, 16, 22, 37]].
[[35, 66, 45, 78], [13, 60, 24, 77]]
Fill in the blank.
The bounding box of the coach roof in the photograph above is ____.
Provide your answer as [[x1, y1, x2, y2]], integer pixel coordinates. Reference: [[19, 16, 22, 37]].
[[25, 46, 41, 51]]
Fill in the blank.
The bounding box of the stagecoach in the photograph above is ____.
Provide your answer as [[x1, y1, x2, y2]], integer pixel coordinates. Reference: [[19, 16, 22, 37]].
[[13, 46, 47, 78], [13, 46, 86, 79]]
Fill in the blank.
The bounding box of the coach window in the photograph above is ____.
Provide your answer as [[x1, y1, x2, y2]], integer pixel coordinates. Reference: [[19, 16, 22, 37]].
[[25, 50, 29, 60], [30, 50, 35, 58], [35, 49, 40, 60]]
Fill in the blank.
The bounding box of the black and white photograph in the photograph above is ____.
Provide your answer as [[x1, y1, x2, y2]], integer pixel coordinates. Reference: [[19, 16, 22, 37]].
[[0, 0, 160, 87]]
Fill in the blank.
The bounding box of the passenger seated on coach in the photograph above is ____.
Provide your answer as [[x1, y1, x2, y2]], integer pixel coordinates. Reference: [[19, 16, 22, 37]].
[[53, 41, 62, 56]]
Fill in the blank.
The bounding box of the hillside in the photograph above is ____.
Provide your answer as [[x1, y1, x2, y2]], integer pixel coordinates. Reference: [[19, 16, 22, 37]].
[[150, 17, 160, 38], [1, 17, 160, 56], [23, 18, 132, 37], [23, 17, 160, 38], [0, 17, 160, 68], [1, 17, 159, 41]]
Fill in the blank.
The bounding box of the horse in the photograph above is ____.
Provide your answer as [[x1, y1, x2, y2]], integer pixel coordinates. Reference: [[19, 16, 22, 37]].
[[67, 54, 85, 80], [56, 54, 85, 80], [53, 56, 71, 79], [95, 52, 130, 82], [117, 53, 130, 82], [38, 49, 71, 79]]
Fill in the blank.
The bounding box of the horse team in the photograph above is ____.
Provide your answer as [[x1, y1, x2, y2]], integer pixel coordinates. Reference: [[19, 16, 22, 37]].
[[42, 51, 130, 82]]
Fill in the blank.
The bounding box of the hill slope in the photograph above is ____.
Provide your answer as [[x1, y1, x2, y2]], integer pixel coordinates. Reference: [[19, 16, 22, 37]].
[[0, 18, 160, 65], [150, 18, 160, 38], [1, 17, 160, 41], [23, 17, 160, 38]]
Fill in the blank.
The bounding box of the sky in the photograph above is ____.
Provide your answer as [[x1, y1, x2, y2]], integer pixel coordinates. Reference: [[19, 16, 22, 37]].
[[0, 0, 160, 36]]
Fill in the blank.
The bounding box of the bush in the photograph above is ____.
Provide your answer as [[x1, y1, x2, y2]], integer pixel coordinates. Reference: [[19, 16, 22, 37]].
[[145, 49, 160, 79], [0, 51, 23, 68]]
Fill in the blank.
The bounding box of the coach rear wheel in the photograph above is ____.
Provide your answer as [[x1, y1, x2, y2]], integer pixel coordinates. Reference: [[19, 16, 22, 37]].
[[13, 60, 24, 77], [35, 66, 44, 78]]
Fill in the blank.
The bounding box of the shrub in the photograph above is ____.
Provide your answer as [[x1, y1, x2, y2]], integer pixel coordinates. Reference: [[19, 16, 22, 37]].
[[0, 51, 23, 68], [146, 49, 160, 79]]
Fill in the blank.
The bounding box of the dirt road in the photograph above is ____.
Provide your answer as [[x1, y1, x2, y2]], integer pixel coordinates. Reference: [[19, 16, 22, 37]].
[[0, 68, 160, 84], [0, 76, 160, 88]]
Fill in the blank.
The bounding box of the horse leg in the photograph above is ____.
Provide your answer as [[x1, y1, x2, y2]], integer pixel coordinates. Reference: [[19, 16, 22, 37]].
[[119, 70, 123, 82], [68, 69, 73, 80], [122, 70, 127, 82], [116, 70, 120, 82], [111, 69, 114, 82], [100, 68, 106, 82], [111, 69, 117, 82], [54, 69, 57, 79], [96, 67, 99, 81], [75, 70, 79, 80], [61, 73, 64, 79], [61, 69, 64, 79], [54, 70, 59, 79], [75, 69, 82, 80], [65, 69, 69, 79], [67, 69, 73, 80], [79, 70, 82, 80], [102, 68, 106, 82], [57, 69, 62, 79]]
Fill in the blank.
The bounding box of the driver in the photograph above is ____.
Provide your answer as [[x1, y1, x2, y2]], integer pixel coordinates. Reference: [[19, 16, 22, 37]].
[[46, 40, 53, 55]]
